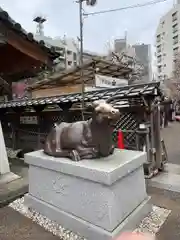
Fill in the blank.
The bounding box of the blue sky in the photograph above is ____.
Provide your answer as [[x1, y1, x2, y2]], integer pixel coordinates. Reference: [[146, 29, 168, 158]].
[[0, 0, 175, 53]]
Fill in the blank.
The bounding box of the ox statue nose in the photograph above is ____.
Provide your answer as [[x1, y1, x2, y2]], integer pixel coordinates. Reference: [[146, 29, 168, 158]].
[[111, 109, 118, 114]]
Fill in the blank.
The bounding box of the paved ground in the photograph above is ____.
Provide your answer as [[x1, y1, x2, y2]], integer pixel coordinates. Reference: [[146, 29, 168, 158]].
[[149, 188, 180, 240], [161, 121, 180, 165], [0, 206, 60, 240]]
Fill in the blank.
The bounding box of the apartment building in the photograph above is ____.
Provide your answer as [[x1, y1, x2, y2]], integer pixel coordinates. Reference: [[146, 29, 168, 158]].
[[34, 35, 79, 70], [155, 0, 180, 80]]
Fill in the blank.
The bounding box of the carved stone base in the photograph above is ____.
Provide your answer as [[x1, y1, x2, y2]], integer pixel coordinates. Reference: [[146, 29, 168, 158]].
[[24, 149, 151, 240]]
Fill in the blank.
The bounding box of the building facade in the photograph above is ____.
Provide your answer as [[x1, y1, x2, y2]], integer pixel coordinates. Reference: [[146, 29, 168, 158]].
[[155, 0, 180, 80], [113, 38, 152, 82], [114, 38, 127, 53], [34, 35, 79, 70], [132, 44, 152, 82]]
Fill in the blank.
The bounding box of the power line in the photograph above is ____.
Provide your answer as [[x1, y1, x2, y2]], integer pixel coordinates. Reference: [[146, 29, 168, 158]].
[[83, 0, 168, 16]]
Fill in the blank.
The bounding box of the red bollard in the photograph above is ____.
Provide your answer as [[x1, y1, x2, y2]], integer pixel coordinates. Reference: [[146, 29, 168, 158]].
[[117, 130, 124, 149]]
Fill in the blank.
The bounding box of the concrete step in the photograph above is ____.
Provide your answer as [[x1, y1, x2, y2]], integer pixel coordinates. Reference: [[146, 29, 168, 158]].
[[147, 164, 180, 201], [164, 163, 180, 175], [149, 172, 180, 193]]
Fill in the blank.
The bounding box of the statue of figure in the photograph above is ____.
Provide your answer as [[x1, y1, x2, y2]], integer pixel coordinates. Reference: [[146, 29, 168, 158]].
[[44, 99, 120, 161]]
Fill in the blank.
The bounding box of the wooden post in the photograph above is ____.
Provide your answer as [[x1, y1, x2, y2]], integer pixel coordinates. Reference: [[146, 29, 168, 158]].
[[12, 123, 17, 150], [154, 105, 162, 169], [33, 105, 46, 150]]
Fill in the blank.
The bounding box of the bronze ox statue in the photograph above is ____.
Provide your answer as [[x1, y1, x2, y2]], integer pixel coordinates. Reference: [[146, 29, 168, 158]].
[[44, 99, 120, 161]]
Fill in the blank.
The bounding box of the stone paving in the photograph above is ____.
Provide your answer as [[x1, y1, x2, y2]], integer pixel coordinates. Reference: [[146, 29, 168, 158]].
[[149, 188, 180, 240], [161, 121, 180, 165], [0, 206, 60, 240]]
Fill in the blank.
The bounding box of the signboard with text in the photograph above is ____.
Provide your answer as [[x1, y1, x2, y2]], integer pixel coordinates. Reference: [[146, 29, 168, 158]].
[[20, 116, 38, 125], [95, 74, 128, 88]]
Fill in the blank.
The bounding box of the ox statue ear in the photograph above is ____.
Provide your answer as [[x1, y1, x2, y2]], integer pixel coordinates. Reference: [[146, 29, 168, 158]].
[[92, 99, 106, 107], [86, 99, 106, 111]]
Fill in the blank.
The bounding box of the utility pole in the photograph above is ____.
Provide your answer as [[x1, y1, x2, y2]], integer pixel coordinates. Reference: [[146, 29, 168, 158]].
[[77, 0, 97, 120], [79, 0, 85, 120]]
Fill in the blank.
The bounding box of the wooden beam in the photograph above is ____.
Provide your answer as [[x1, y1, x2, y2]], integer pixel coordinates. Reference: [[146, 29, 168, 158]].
[[0, 44, 42, 77], [32, 84, 85, 98], [0, 22, 52, 66]]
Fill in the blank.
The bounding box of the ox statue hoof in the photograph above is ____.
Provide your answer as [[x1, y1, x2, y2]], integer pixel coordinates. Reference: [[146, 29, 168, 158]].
[[70, 150, 81, 162]]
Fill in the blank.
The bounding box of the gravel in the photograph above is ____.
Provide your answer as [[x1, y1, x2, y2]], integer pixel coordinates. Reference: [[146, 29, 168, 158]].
[[6, 147, 21, 159], [134, 205, 171, 235], [9, 197, 171, 240]]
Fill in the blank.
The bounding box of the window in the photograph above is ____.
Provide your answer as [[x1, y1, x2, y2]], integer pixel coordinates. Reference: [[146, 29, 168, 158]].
[[172, 23, 178, 33], [157, 44, 161, 53], [68, 61, 72, 66], [173, 47, 179, 55], [73, 52, 77, 61], [58, 58, 66, 64], [157, 34, 161, 43], [173, 35, 178, 44], [67, 50, 72, 55], [158, 65, 162, 73], [172, 11, 178, 22], [54, 46, 62, 51], [172, 11, 177, 17], [61, 48, 65, 54], [74, 61, 77, 67], [157, 55, 162, 63], [161, 21, 165, 27], [58, 48, 65, 58]]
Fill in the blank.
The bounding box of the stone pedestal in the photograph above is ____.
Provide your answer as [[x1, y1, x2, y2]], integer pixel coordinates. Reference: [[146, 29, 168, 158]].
[[0, 121, 20, 185], [24, 149, 151, 240]]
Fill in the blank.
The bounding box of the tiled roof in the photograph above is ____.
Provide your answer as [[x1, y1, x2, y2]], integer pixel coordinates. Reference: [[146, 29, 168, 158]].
[[0, 8, 59, 60], [0, 82, 161, 109]]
